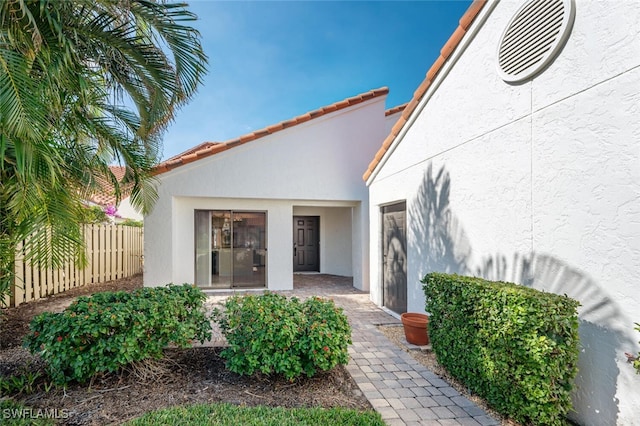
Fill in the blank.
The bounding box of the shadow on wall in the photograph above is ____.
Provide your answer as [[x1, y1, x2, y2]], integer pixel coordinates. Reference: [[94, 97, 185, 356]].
[[411, 163, 635, 426], [477, 252, 635, 425], [382, 208, 408, 312], [409, 163, 471, 276]]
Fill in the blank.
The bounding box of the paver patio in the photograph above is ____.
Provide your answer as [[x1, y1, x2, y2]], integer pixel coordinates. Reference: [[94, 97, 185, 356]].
[[203, 274, 499, 426]]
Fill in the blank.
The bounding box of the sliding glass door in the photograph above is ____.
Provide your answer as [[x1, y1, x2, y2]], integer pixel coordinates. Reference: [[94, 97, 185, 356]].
[[194, 210, 266, 289]]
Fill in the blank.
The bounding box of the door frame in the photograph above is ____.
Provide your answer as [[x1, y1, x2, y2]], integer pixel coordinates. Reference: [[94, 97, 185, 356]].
[[381, 201, 407, 314], [292, 216, 320, 272], [194, 209, 267, 289]]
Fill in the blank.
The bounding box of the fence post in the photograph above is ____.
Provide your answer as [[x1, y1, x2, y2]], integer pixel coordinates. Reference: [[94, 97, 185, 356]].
[[12, 241, 25, 307]]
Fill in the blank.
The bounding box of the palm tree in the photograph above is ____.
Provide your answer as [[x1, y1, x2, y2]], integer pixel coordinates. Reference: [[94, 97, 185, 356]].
[[0, 0, 208, 303]]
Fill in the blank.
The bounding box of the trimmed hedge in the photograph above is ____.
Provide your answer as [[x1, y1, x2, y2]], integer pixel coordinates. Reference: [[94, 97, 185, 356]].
[[213, 292, 352, 381], [422, 273, 580, 425], [24, 284, 212, 385]]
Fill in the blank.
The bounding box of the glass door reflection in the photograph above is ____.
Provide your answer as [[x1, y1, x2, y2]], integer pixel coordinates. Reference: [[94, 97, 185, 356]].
[[231, 212, 266, 288], [195, 210, 266, 289]]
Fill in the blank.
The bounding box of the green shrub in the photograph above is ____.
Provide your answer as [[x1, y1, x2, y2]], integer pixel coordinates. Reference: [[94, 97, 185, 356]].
[[79, 205, 109, 223], [120, 218, 143, 227], [24, 284, 211, 385], [213, 292, 351, 381], [422, 273, 580, 426]]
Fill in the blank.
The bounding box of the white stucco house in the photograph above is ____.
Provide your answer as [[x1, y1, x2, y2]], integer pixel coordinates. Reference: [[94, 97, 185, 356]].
[[364, 0, 639, 425], [144, 88, 402, 291]]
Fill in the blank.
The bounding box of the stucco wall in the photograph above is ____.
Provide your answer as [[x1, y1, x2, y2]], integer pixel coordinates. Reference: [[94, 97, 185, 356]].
[[145, 96, 386, 291], [293, 206, 353, 277], [115, 197, 143, 222], [368, 1, 640, 424]]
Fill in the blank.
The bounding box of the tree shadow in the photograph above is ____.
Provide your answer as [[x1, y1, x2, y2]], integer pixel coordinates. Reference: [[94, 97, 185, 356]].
[[477, 252, 634, 425], [382, 207, 407, 313], [409, 164, 471, 277], [410, 162, 634, 425]]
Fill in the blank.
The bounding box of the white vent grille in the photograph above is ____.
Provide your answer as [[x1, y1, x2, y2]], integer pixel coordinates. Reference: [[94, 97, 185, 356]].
[[497, 0, 575, 83]]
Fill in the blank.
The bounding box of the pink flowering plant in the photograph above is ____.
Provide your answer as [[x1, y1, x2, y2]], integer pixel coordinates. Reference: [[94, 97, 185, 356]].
[[634, 323, 640, 374], [103, 205, 120, 218]]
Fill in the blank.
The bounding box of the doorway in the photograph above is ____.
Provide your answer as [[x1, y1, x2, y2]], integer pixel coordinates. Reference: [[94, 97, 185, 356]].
[[293, 216, 319, 272], [381, 202, 407, 314], [194, 210, 266, 288]]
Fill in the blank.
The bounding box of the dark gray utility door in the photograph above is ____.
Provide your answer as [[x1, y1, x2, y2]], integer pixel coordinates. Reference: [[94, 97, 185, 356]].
[[293, 216, 319, 272], [382, 202, 407, 314]]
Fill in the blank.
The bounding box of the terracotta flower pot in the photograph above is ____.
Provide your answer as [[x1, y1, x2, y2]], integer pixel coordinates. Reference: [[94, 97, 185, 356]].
[[401, 312, 429, 346]]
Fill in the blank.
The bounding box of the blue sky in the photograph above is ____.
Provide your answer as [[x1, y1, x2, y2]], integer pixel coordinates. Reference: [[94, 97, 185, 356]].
[[161, 0, 472, 160]]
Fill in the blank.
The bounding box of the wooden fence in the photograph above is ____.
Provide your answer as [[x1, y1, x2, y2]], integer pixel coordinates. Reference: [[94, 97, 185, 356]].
[[5, 224, 143, 308]]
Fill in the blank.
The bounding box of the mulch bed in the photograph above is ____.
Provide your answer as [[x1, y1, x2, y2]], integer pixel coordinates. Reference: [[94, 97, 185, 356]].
[[0, 275, 371, 425]]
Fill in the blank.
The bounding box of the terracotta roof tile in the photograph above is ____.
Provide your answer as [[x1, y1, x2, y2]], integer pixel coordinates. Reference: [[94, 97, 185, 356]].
[[155, 87, 389, 175], [282, 118, 297, 128], [239, 133, 258, 143], [402, 98, 420, 120], [391, 117, 407, 137], [440, 26, 467, 60], [253, 129, 271, 138], [385, 103, 407, 116], [381, 135, 395, 150], [181, 154, 200, 165], [266, 123, 285, 133], [211, 145, 228, 154], [295, 113, 312, 124], [86, 166, 133, 207], [164, 141, 219, 162], [363, 0, 487, 182], [426, 56, 446, 82], [459, 0, 486, 30]]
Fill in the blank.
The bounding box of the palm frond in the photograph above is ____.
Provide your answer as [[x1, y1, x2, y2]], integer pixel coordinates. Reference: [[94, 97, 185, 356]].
[[0, 0, 208, 300]]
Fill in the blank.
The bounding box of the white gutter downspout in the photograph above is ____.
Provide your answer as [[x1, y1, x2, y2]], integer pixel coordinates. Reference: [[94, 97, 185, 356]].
[[365, 0, 500, 186]]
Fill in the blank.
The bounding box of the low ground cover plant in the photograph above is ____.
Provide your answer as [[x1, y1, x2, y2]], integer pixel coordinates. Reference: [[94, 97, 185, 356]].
[[0, 398, 55, 425], [24, 284, 211, 385], [423, 272, 580, 426], [214, 292, 351, 381], [0, 362, 46, 395]]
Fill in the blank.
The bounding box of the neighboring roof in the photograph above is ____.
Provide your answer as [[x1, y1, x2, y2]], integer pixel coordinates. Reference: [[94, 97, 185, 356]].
[[363, 0, 487, 182], [385, 103, 407, 117], [163, 141, 221, 162], [155, 87, 390, 175], [87, 166, 131, 206]]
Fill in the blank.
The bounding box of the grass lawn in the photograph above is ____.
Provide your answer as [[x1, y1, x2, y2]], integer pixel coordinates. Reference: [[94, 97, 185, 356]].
[[124, 402, 385, 426], [2, 399, 384, 425]]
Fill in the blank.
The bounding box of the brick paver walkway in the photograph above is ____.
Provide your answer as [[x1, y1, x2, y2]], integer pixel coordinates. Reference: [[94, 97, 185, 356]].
[[204, 274, 499, 426]]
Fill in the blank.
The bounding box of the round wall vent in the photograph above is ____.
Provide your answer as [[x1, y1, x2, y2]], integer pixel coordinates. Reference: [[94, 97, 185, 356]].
[[497, 0, 575, 83]]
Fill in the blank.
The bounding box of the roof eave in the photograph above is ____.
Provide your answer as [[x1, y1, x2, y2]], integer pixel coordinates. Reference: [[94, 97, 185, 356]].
[[155, 87, 390, 176], [364, 0, 493, 185]]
